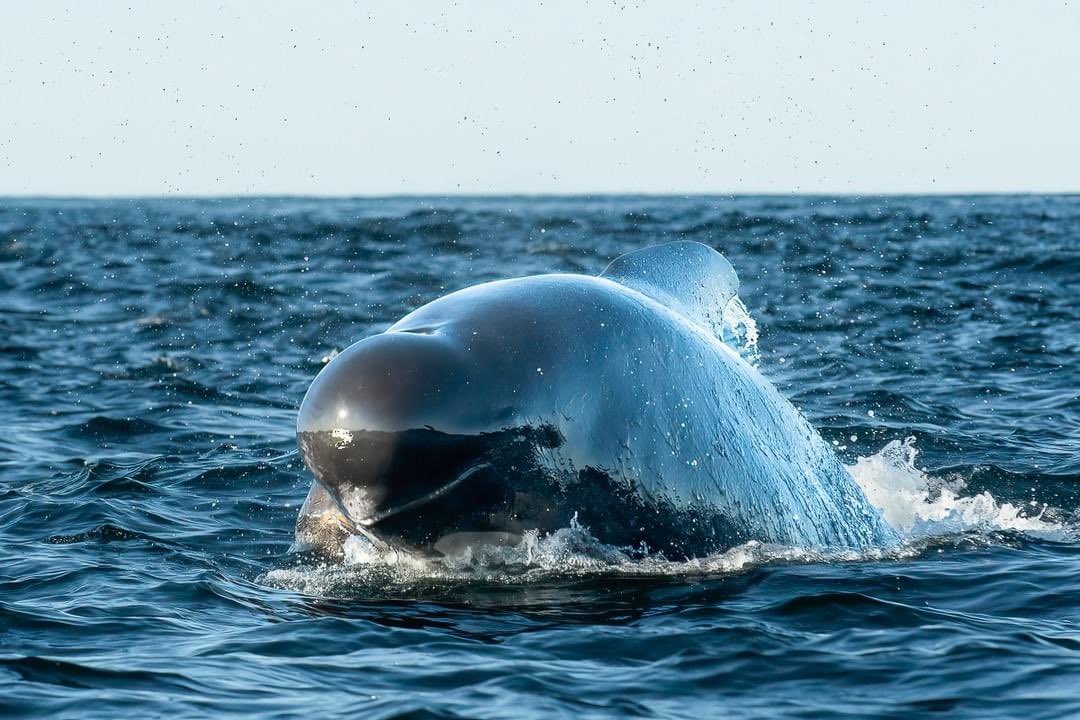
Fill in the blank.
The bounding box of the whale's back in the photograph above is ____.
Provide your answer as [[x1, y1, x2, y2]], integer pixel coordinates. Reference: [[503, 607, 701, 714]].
[[380, 243, 897, 552]]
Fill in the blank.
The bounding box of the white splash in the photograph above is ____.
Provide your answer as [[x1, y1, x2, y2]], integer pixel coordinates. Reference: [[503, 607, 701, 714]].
[[849, 437, 1064, 539], [263, 514, 908, 596], [722, 295, 761, 366]]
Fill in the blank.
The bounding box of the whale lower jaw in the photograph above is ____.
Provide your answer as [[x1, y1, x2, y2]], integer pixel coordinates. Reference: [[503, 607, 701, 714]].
[[295, 425, 568, 556], [329, 462, 501, 557], [292, 489, 523, 560]]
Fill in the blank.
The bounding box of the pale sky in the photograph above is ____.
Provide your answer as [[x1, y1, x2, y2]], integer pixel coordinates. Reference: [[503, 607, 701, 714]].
[[2, 1, 1078, 196]]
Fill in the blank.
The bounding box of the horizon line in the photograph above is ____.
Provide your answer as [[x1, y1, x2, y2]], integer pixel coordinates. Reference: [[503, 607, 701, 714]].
[[2, 189, 1078, 202]]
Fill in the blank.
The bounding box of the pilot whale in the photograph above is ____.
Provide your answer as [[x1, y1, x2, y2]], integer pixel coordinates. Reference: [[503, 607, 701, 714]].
[[294, 241, 898, 558]]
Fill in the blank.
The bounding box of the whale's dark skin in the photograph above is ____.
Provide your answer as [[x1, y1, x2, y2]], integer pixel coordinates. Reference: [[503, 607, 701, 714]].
[[294, 242, 898, 558]]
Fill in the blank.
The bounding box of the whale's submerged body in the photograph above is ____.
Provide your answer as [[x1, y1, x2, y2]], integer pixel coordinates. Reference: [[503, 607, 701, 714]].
[[295, 242, 898, 558]]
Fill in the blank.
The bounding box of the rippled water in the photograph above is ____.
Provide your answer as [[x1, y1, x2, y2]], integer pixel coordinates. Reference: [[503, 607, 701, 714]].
[[2, 196, 1078, 718]]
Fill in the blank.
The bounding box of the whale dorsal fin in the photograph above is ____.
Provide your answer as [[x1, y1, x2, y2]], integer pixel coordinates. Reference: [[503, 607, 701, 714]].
[[600, 241, 740, 339]]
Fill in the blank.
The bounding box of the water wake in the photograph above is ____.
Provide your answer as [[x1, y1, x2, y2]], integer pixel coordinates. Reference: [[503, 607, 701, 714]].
[[262, 438, 1074, 596]]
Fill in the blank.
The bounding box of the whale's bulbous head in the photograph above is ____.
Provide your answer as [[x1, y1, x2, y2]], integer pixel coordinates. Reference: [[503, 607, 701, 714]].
[[297, 330, 469, 437], [296, 331, 522, 553]]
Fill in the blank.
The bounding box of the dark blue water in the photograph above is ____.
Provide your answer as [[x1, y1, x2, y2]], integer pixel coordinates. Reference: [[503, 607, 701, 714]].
[[2, 196, 1078, 718]]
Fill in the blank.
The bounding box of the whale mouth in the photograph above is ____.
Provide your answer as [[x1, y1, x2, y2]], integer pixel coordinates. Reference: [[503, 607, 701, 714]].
[[299, 428, 489, 505], [355, 462, 493, 527], [297, 427, 529, 552]]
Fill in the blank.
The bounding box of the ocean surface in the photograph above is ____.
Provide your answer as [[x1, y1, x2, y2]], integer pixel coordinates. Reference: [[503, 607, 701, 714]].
[[1, 195, 1078, 718]]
